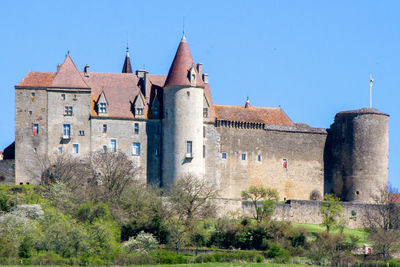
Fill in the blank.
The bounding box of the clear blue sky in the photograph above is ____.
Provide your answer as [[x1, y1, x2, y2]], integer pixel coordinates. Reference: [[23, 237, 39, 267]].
[[1, 1, 399, 186]]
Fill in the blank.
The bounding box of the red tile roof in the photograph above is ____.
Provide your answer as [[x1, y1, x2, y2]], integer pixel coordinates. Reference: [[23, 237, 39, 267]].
[[50, 55, 90, 89], [16, 72, 56, 87], [164, 36, 204, 88], [214, 105, 294, 126]]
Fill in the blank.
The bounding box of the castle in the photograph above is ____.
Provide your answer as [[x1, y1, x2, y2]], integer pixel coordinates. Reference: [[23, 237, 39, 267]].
[[14, 35, 389, 202]]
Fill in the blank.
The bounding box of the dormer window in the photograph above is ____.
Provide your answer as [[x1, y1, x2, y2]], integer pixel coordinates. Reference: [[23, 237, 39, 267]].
[[189, 66, 196, 87], [99, 102, 107, 113], [136, 108, 144, 116]]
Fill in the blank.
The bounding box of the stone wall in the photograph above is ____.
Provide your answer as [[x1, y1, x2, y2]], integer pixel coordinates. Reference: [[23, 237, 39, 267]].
[[0, 160, 15, 184], [15, 88, 48, 184], [215, 199, 374, 228], [213, 126, 327, 200]]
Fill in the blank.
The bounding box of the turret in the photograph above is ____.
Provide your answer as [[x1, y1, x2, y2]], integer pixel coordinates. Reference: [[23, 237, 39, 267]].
[[329, 108, 389, 202], [162, 35, 205, 187], [122, 46, 133, 73]]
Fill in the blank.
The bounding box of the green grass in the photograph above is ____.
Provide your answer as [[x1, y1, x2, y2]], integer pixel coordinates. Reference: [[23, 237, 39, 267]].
[[292, 222, 368, 247], [9, 265, 306, 267]]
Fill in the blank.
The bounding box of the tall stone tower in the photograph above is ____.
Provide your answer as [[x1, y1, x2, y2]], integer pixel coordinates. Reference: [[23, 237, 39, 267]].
[[162, 35, 205, 186], [329, 108, 389, 202]]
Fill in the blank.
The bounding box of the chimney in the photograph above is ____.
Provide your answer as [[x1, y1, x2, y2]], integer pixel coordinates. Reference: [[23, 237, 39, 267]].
[[84, 64, 90, 77], [202, 73, 209, 84], [196, 63, 203, 76], [136, 70, 149, 102], [57, 64, 61, 72]]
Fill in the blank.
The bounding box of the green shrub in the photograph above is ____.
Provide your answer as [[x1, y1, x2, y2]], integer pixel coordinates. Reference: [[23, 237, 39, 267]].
[[267, 243, 289, 263], [151, 250, 186, 264], [30, 251, 66, 265], [195, 251, 264, 263]]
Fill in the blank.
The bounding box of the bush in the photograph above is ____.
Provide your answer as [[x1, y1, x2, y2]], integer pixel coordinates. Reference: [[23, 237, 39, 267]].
[[151, 250, 187, 264], [123, 231, 159, 253], [267, 243, 289, 263], [195, 251, 264, 263], [30, 251, 66, 265]]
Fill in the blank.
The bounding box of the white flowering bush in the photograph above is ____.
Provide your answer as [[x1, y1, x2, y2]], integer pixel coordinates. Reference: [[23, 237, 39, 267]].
[[123, 231, 159, 253], [12, 204, 44, 220]]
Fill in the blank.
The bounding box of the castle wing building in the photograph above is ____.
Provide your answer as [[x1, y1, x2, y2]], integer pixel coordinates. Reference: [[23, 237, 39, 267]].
[[14, 36, 388, 203]]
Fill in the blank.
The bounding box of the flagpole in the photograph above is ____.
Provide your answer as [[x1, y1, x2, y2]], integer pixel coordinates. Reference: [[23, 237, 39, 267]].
[[369, 74, 373, 108]]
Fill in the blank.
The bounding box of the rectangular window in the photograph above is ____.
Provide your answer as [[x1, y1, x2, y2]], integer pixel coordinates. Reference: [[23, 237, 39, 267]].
[[102, 145, 107, 153], [203, 145, 206, 158], [61, 94, 66, 100], [33, 124, 39, 135], [221, 152, 227, 159], [283, 158, 288, 169], [73, 144, 79, 154], [257, 154, 262, 162], [203, 126, 206, 138], [79, 130, 85, 136], [110, 139, 117, 152], [241, 153, 246, 160], [63, 124, 71, 138], [99, 102, 107, 113], [64, 106, 73, 116], [134, 123, 139, 134], [186, 141, 193, 158], [132, 142, 141, 156], [103, 124, 107, 133], [136, 108, 144, 115], [203, 108, 208, 118], [58, 147, 63, 154]]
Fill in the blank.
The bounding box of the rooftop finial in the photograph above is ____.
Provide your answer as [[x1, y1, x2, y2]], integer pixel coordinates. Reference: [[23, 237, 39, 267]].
[[126, 43, 130, 57], [245, 96, 251, 108], [181, 16, 186, 42]]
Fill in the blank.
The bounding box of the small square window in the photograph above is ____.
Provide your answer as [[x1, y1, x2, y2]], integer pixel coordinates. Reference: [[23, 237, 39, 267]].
[[61, 94, 66, 100], [132, 142, 141, 155], [33, 147, 37, 153], [136, 108, 144, 116], [65, 106, 73, 116], [257, 154, 262, 162], [33, 124, 39, 135], [79, 130, 85, 136], [29, 111, 32, 115], [134, 123, 139, 134], [73, 144, 79, 154], [31, 92, 35, 97], [102, 145, 107, 153], [221, 152, 227, 159], [58, 147, 63, 154], [241, 153, 246, 160], [99, 102, 107, 113], [103, 124, 107, 133]]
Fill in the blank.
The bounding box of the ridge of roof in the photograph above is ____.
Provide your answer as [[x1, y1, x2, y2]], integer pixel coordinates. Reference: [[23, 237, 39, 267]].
[[16, 72, 56, 87], [51, 55, 90, 89], [164, 37, 204, 88]]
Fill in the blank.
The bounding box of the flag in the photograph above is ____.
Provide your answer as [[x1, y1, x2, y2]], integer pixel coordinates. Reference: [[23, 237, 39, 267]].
[[370, 76, 374, 88]]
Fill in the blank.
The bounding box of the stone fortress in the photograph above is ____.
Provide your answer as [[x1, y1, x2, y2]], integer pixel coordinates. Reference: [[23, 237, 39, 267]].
[[13, 35, 389, 204]]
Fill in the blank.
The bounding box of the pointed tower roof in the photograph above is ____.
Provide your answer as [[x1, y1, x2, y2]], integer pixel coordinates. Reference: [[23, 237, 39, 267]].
[[164, 35, 204, 88], [51, 55, 90, 89], [122, 46, 133, 73]]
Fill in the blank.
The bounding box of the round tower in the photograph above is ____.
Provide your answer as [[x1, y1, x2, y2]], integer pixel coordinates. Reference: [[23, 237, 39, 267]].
[[161, 35, 205, 187], [330, 108, 389, 202]]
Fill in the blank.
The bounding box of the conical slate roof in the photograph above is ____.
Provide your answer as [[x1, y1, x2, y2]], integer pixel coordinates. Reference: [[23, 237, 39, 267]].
[[164, 35, 204, 88], [122, 48, 133, 73], [51, 55, 90, 89]]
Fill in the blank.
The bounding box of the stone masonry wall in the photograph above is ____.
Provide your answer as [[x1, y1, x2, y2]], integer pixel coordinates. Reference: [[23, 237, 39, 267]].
[[0, 160, 15, 184], [213, 126, 327, 200], [215, 199, 374, 228]]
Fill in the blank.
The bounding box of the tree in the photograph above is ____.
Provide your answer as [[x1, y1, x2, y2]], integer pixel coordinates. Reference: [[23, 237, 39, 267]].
[[320, 193, 343, 232], [167, 173, 219, 254], [89, 151, 139, 203], [241, 186, 278, 223], [364, 184, 400, 259]]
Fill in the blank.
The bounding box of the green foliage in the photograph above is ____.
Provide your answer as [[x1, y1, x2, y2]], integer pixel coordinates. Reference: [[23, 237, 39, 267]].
[[241, 186, 278, 223], [266, 243, 289, 262], [195, 251, 264, 263], [151, 249, 187, 264], [320, 193, 344, 232], [76, 201, 111, 223], [18, 236, 33, 258]]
